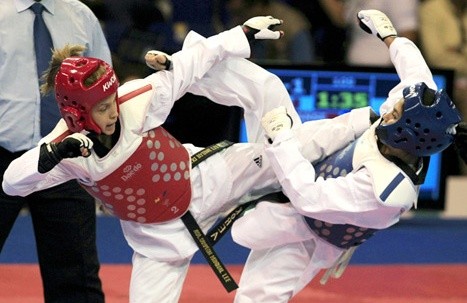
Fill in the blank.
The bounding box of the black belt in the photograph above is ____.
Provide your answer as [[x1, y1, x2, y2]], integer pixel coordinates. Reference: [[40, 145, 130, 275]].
[[181, 140, 238, 292], [183, 192, 286, 292], [181, 211, 238, 292], [182, 141, 289, 292]]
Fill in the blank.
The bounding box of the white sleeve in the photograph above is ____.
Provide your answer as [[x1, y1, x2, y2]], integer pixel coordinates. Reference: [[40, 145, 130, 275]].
[[265, 131, 402, 229], [169, 26, 250, 102], [293, 107, 371, 163], [2, 147, 76, 197], [380, 37, 437, 114], [143, 26, 250, 130]]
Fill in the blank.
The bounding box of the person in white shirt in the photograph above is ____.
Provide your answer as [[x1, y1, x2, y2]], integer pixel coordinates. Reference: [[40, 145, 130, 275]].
[[232, 10, 467, 303], [0, 0, 111, 301]]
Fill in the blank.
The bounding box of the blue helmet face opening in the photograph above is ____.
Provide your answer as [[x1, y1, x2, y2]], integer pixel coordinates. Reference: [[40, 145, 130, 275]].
[[375, 82, 462, 157]]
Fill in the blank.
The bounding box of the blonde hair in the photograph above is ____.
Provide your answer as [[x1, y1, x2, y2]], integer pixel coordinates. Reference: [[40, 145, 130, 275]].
[[40, 44, 107, 95]]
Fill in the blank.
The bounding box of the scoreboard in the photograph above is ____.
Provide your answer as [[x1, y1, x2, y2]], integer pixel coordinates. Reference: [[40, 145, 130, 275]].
[[238, 64, 455, 206]]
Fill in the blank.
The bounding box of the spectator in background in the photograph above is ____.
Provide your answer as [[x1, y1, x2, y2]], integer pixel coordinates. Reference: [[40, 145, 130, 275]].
[[287, 0, 347, 63], [171, 0, 228, 43], [419, 0, 467, 173], [98, 0, 171, 53], [226, 0, 315, 63], [96, 0, 174, 82], [0, 0, 110, 301], [344, 0, 419, 66]]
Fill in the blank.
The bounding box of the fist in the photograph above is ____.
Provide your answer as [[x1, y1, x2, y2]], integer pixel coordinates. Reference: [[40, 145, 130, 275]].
[[145, 50, 173, 71], [261, 106, 293, 142], [242, 16, 284, 41], [357, 10, 397, 41], [57, 133, 93, 159]]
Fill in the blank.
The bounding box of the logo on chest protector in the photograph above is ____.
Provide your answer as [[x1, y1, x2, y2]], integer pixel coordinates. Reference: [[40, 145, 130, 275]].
[[121, 163, 142, 181]]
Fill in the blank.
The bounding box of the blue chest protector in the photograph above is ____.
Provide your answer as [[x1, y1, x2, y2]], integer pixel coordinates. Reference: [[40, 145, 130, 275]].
[[303, 140, 378, 249]]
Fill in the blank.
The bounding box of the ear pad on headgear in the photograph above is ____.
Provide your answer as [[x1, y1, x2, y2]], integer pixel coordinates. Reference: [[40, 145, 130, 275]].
[[61, 106, 85, 133]]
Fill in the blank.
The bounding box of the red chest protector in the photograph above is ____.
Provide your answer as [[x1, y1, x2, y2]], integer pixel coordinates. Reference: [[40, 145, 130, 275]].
[[81, 127, 192, 223]]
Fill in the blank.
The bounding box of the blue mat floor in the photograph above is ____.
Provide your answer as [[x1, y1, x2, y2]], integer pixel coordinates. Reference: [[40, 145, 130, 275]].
[[1, 213, 466, 264]]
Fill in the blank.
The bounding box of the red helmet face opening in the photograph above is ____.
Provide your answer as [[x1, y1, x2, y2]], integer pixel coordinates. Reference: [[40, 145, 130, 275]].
[[55, 57, 119, 133]]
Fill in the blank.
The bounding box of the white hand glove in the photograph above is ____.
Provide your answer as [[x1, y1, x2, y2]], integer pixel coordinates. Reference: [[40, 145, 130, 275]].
[[145, 50, 173, 71], [242, 16, 284, 41], [261, 106, 293, 142], [357, 10, 397, 41]]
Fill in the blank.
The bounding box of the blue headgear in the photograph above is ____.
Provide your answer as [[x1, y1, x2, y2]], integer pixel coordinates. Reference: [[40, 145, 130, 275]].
[[375, 82, 462, 156]]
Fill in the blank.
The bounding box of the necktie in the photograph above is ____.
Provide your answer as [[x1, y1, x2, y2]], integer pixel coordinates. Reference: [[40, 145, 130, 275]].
[[30, 2, 60, 136]]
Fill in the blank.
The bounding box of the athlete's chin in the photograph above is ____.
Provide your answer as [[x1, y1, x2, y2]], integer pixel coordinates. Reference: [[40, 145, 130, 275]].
[[102, 125, 116, 135]]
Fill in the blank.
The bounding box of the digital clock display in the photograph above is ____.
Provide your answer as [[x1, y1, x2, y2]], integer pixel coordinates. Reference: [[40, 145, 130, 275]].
[[270, 69, 391, 114], [316, 90, 368, 109]]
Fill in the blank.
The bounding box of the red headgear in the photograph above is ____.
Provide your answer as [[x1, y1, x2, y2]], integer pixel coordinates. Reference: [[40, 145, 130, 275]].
[[55, 57, 119, 133]]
